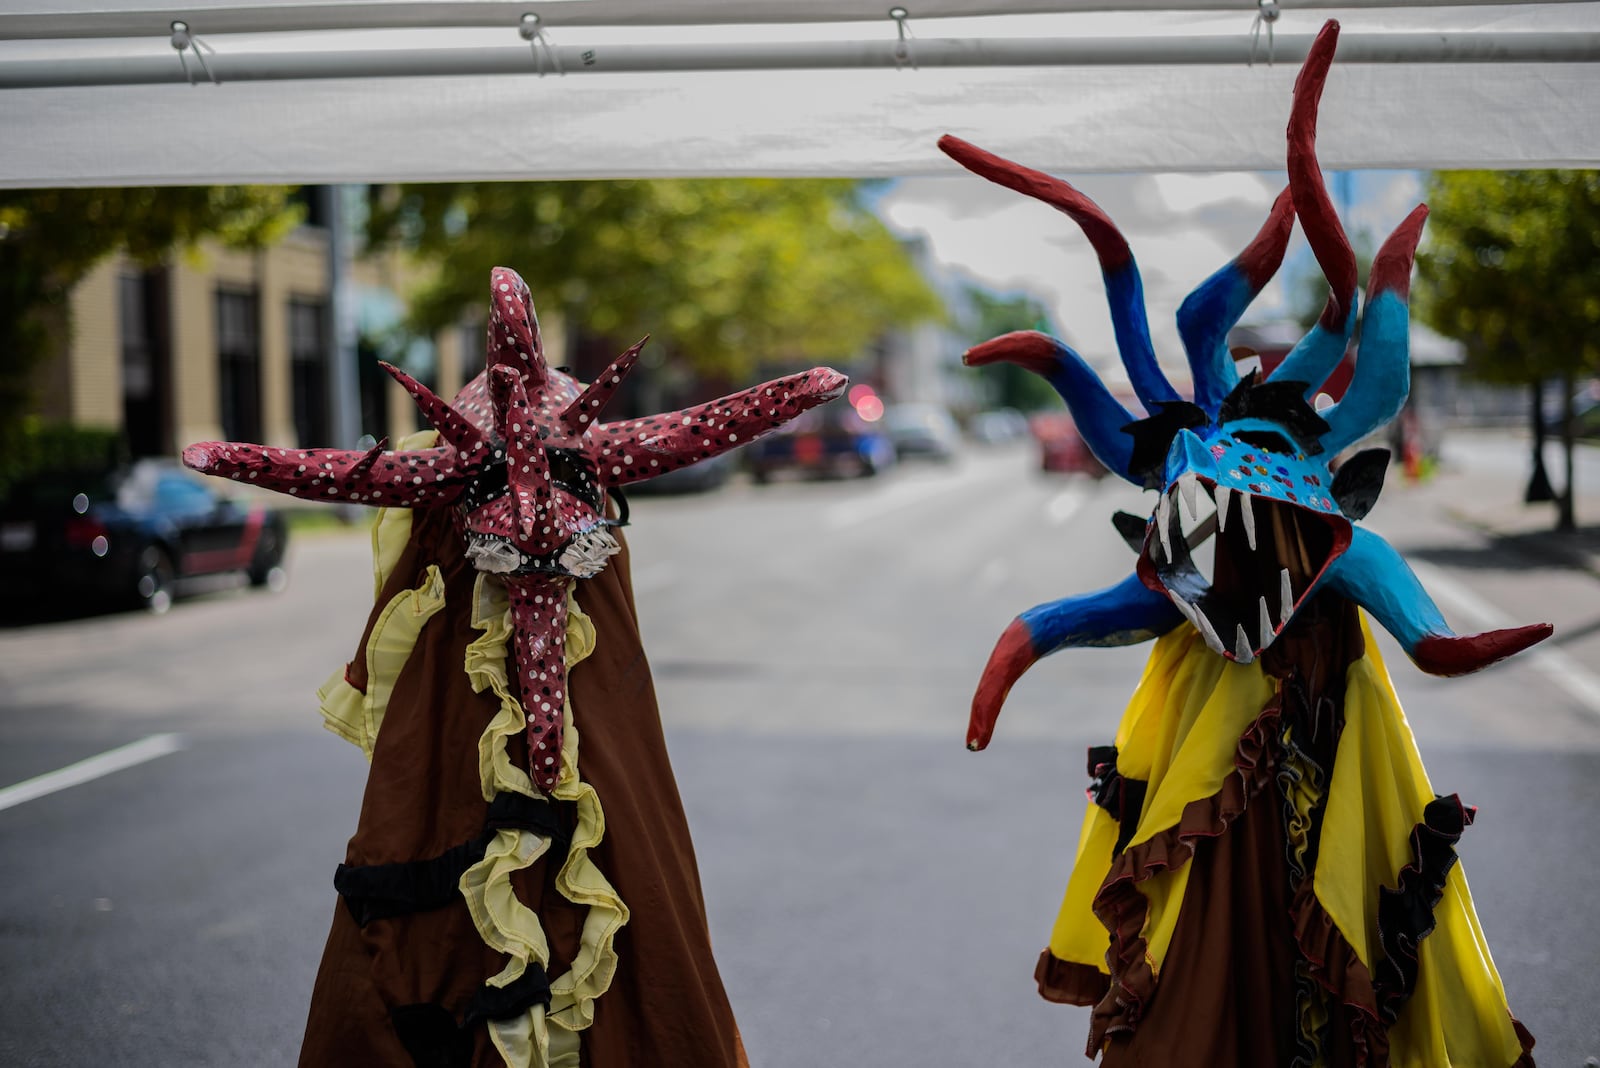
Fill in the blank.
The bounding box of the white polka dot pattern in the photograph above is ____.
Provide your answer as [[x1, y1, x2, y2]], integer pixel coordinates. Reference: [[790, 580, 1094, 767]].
[[183, 265, 849, 799]]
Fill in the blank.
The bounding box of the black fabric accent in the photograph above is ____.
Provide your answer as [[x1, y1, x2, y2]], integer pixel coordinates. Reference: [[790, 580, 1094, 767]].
[[1111, 510, 1148, 553], [1330, 447, 1391, 520], [390, 1003, 474, 1068], [463, 964, 554, 1027], [1217, 371, 1330, 455], [547, 447, 604, 512], [336, 838, 485, 926], [1086, 745, 1148, 857], [605, 484, 631, 527], [1120, 401, 1209, 488], [1370, 794, 1474, 1024], [336, 793, 569, 927]]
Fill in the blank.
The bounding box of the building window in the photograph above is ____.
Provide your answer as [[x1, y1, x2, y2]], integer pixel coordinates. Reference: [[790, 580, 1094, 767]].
[[216, 287, 261, 443], [289, 299, 329, 447], [119, 270, 170, 457]]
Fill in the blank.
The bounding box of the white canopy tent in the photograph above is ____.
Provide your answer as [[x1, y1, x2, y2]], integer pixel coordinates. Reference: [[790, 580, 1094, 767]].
[[1, 1, 1597, 187]]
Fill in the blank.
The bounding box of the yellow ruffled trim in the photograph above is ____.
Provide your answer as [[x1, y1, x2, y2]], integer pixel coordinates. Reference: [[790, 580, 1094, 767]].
[[460, 574, 629, 1068], [312, 428, 442, 753], [315, 563, 447, 758]]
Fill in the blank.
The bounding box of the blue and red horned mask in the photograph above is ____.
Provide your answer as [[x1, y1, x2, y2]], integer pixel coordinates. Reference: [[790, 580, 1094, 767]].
[[948, 21, 1551, 751], [185, 266, 846, 792]]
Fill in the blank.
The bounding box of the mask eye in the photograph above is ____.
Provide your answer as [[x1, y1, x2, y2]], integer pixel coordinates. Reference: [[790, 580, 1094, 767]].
[[1234, 430, 1295, 454], [1120, 401, 1209, 488], [546, 448, 603, 510]]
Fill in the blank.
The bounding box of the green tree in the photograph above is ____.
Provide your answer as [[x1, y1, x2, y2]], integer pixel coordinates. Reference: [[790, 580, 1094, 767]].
[[0, 186, 301, 447], [363, 179, 941, 379], [1416, 170, 1600, 531], [960, 286, 1060, 411]]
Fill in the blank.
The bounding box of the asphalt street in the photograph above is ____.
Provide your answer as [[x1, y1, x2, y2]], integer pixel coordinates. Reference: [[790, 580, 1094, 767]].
[[1, 436, 1597, 1067]]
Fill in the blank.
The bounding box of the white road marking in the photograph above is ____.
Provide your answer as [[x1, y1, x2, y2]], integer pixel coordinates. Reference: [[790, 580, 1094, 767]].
[[1409, 560, 1600, 721], [1045, 485, 1090, 527], [0, 733, 187, 814]]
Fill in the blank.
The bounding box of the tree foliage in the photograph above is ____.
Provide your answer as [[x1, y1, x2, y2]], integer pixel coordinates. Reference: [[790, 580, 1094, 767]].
[[1415, 170, 1600, 385], [0, 186, 302, 438], [960, 286, 1061, 411], [363, 179, 942, 378]]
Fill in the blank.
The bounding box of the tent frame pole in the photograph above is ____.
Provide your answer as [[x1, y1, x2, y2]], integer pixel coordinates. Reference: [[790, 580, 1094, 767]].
[[4, 31, 1598, 89]]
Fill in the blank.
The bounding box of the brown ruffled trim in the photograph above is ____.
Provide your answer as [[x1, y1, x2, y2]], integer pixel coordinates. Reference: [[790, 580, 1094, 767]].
[[1083, 696, 1284, 1053], [1512, 1019, 1537, 1067], [1289, 842, 1538, 1068], [1290, 877, 1386, 1065], [1035, 948, 1110, 1006]]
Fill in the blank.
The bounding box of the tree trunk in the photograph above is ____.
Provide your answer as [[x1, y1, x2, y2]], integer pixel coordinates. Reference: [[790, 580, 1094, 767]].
[[1526, 378, 1555, 503], [1557, 371, 1577, 532]]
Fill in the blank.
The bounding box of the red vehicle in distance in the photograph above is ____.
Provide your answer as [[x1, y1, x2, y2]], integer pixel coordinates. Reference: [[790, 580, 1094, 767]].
[[1029, 412, 1108, 478]]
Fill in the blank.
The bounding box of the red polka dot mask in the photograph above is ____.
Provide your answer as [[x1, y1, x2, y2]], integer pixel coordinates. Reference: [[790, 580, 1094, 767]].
[[185, 265, 847, 792]]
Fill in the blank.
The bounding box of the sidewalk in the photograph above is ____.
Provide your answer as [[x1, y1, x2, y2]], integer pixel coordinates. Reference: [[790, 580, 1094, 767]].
[[1387, 429, 1600, 578]]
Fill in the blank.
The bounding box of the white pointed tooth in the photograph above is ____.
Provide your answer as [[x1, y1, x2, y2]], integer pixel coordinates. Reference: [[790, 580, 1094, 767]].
[[1280, 568, 1295, 627], [1168, 592, 1197, 627], [1234, 624, 1255, 664], [1179, 474, 1200, 526], [1259, 596, 1275, 649], [1239, 491, 1257, 551], [1193, 609, 1226, 655], [1214, 484, 1231, 533], [1156, 493, 1173, 560]]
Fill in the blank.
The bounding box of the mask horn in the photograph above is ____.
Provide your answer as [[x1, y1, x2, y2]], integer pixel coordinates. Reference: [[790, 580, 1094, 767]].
[[1321, 528, 1551, 676], [559, 337, 648, 438], [1176, 187, 1294, 416], [379, 362, 487, 457], [486, 267, 548, 387], [964, 331, 1138, 485], [938, 135, 1180, 414], [968, 574, 1182, 751], [1320, 206, 1428, 455], [489, 365, 560, 553], [1268, 21, 1360, 399]]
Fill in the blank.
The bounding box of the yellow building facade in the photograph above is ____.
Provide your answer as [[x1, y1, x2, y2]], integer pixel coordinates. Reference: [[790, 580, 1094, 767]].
[[40, 218, 521, 461]]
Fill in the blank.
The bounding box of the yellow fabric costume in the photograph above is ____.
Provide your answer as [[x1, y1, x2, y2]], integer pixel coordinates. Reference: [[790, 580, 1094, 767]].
[[1045, 619, 1530, 1066]]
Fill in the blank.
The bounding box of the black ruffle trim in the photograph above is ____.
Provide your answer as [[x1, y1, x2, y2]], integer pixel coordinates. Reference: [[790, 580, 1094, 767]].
[[1371, 793, 1475, 1024], [389, 964, 553, 1068], [463, 964, 554, 1025], [1086, 745, 1148, 857], [336, 792, 569, 927]]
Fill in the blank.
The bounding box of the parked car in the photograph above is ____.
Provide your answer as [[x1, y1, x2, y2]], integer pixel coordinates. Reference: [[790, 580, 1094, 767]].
[[1030, 412, 1108, 477], [626, 450, 737, 495], [0, 459, 289, 615], [883, 402, 961, 462], [746, 403, 895, 481], [969, 407, 1030, 445]]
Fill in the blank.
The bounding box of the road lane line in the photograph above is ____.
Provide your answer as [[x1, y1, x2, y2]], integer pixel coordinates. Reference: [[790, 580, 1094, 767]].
[[1409, 560, 1600, 721], [1046, 484, 1090, 526], [0, 733, 187, 813]]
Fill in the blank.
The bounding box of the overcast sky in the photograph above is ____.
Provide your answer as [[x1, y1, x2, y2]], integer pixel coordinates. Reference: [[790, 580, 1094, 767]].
[[874, 166, 1426, 383]]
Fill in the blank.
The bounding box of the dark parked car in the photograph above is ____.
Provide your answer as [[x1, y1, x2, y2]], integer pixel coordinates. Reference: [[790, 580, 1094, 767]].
[[883, 402, 961, 462], [625, 450, 737, 496], [746, 403, 895, 481], [0, 459, 288, 615]]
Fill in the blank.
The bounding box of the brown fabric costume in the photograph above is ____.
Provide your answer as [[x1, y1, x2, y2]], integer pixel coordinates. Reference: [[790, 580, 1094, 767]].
[[299, 506, 746, 1067]]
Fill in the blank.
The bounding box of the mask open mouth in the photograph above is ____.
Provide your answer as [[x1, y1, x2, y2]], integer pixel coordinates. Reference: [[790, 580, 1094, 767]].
[[464, 526, 620, 579], [1137, 473, 1351, 663]]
